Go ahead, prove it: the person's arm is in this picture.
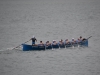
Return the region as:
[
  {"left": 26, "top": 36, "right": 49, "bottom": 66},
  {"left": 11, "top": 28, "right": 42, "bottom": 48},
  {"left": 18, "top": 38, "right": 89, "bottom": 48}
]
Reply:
[
  {"left": 36, "top": 39, "right": 37, "bottom": 42},
  {"left": 35, "top": 38, "right": 37, "bottom": 42}
]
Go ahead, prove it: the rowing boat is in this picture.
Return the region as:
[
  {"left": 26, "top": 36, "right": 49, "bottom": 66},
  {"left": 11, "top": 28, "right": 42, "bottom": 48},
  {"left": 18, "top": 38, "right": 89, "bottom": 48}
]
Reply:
[{"left": 22, "top": 40, "right": 88, "bottom": 51}]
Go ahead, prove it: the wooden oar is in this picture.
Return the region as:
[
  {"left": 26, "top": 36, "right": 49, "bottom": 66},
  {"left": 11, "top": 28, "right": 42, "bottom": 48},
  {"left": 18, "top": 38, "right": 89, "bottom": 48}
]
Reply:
[
  {"left": 87, "top": 36, "right": 92, "bottom": 40},
  {"left": 12, "top": 39, "right": 31, "bottom": 50}
]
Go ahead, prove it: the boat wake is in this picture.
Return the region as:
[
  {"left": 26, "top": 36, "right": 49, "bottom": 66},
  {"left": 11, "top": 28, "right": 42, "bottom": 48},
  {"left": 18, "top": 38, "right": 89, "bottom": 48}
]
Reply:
[
  {"left": 0, "top": 46, "right": 23, "bottom": 52},
  {"left": 7, "top": 46, "right": 23, "bottom": 50}
]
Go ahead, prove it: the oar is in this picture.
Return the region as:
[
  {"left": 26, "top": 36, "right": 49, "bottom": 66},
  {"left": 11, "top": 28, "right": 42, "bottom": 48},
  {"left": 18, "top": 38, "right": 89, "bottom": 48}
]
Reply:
[
  {"left": 87, "top": 36, "right": 92, "bottom": 40},
  {"left": 12, "top": 39, "right": 31, "bottom": 50}
]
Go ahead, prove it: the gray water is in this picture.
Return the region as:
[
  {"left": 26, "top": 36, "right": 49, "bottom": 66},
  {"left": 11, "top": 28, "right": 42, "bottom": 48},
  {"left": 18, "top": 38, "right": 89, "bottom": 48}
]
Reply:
[{"left": 0, "top": 0, "right": 100, "bottom": 75}]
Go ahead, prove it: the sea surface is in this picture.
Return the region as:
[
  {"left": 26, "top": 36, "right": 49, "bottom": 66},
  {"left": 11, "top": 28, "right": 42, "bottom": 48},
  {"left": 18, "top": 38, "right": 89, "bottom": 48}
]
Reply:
[{"left": 0, "top": 0, "right": 100, "bottom": 75}]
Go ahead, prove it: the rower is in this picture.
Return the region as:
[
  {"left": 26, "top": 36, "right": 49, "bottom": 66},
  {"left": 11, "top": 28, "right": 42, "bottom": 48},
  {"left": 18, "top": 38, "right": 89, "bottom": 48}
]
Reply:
[
  {"left": 79, "top": 36, "right": 87, "bottom": 41},
  {"left": 71, "top": 38, "right": 75, "bottom": 44},
  {"left": 79, "top": 36, "right": 83, "bottom": 42},
  {"left": 59, "top": 39, "right": 64, "bottom": 45},
  {"left": 76, "top": 38, "right": 81, "bottom": 43},
  {"left": 38, "top": 41, "right": 44, "bottom": 46},
  {"left": 45, "top": 41, "right": 51, "bottom": 46},
  {"left": 52, "top": 40, "right": 57, "bottom": 45},
  {"left": 64, "top": 39, "right": 70, "bottom": 44}
]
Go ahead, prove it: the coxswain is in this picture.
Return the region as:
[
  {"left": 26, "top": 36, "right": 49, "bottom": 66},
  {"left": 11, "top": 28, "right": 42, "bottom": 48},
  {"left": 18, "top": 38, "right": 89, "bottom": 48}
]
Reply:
[{"left": 31, "top": 35, "right": 37, "bottom": 45}]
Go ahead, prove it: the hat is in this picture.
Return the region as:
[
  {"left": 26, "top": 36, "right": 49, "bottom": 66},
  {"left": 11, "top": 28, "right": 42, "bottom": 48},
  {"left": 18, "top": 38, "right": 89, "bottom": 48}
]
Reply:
[
  {"left": 72, "top": 38, "right": 74, "bottom": 40},
  {"left": 53, "top": 40, "right": 56, "bottom": 41},
  {"left": 33, "top": 35, "right": 35, "bottom": 38}
]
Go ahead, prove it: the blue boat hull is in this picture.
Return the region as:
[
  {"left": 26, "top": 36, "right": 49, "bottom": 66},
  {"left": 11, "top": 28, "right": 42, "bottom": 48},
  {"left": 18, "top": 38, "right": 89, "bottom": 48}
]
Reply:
[{"left": 22, "top": 40, "right": 88, "bottom": 51}]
